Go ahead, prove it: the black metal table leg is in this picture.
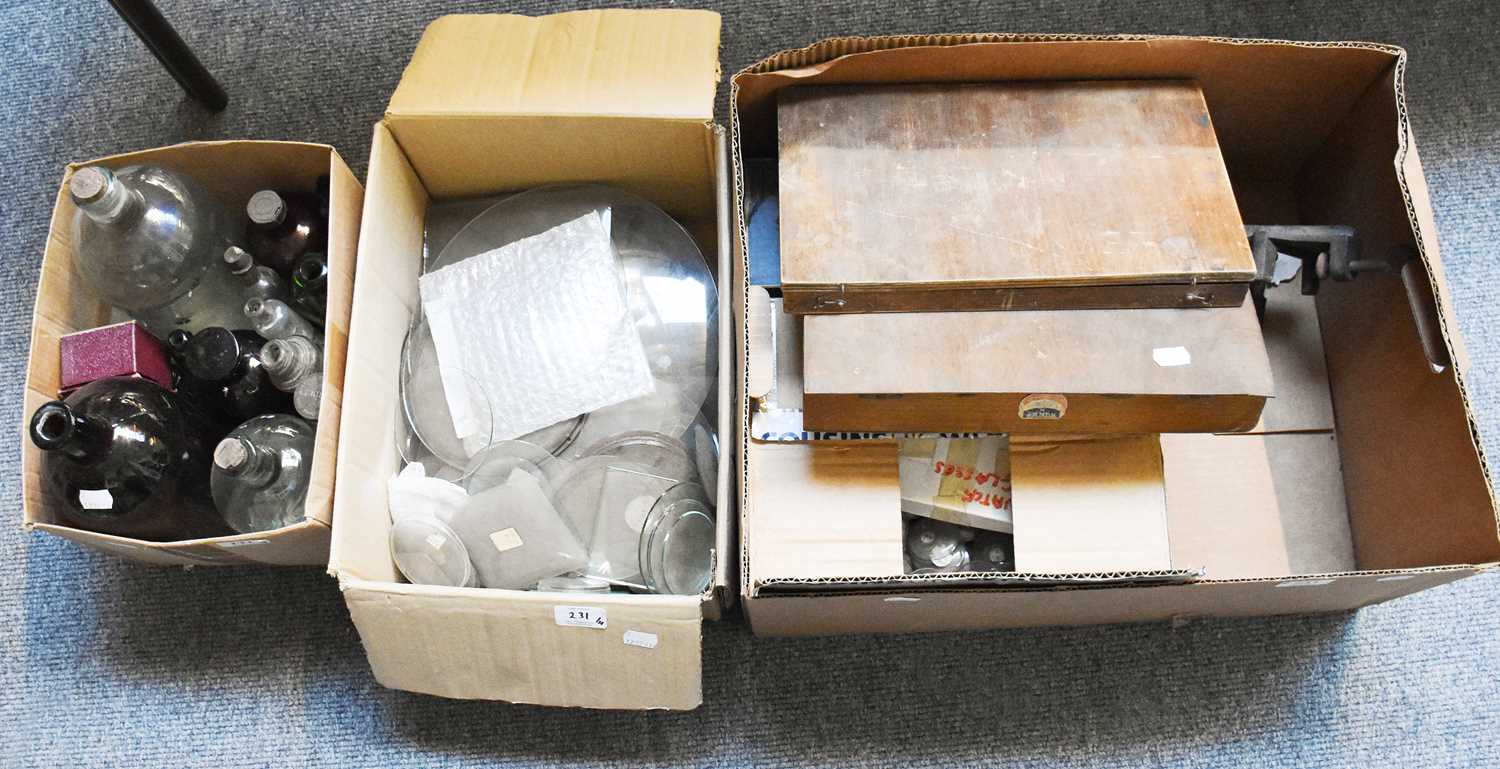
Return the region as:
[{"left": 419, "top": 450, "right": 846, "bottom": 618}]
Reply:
[{"left": 107, "top": 0, "right": 228, "bottom": 111}]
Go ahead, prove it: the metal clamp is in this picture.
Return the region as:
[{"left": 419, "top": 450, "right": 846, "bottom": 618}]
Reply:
[{"left": 1245, "top": 225, "right": 1451, "bottom": 373}]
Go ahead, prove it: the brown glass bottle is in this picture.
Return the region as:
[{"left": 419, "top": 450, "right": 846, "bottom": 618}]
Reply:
[
  {"left": 167, "top": 327, "right": 295, "bottom": 432},
  {"left": 29, "top": 377, "right": 229, "bottom": 541},
  {"left": 245, "top": 189, "right": 327, "bottom": 275}
]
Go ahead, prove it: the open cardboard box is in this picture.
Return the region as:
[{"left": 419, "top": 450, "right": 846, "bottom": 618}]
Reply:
[
  {"left": 732, "top": 36, "right": 1500, "bottom": 635},
  {"left": 329, "top": 10, "right": 734, "bottom": 710},
  {"left": 20, "top": 141, "right": 363, "bottom": 566}
]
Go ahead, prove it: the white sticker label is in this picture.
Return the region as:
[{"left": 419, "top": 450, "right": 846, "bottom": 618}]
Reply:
[
  {"left": 217, "top": 538, "right": 271, "bottom": 550},
  {"left": 622, "top": 630, "right": 659, "bottom": 649},
  {"left": 554, "top": 605, "right": 607, "bottom": 629},
  {"left": 1277, "top": 578, "right": 1336, "bottom": 588},
  {"left": 78, "top": 488, "right": 114, "bottom": 510},
  {"left": 1152, "top": 346, "right": 1192, "bottom": 367},
  {"left": 489, "top": 528, "right": 524, "bottom": 553}
]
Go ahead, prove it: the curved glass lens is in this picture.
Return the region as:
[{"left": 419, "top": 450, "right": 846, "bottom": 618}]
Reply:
[{"left": 389, "top": 516, "right": 475, "bottom": 587}]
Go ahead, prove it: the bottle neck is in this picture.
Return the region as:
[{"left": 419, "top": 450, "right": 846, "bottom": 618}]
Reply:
[
  {"left": 30, "top": 403, "right": 110, "bottom": 464},
  {"left": 76, "top": 175, "right": 143, "bottom": 226},
  {"left": 214, "top": 437, "right": 281, "bottom": 488}
]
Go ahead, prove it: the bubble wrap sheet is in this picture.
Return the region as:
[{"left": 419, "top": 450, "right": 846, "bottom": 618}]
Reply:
[{"left": 419, "top": 212, "right": 654, "bottom": 443}]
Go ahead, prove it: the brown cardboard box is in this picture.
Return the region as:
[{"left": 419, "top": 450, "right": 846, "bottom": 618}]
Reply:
[
  {"left": 20, "top": 141, "right": 363, "bottom": 566},
  {"left": 732, "top": 35, "right": 1500, "bottom": 636},
  {"left": 328, "top": 10, "right": 734, "bottom": 710}
]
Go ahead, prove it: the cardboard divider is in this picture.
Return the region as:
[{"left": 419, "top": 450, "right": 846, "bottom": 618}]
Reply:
[
  {"left": 330, "top": 9, "right": 732, "bottom": 709},
  {"left": 20, "top": 141, "right": 363, "bottom": 566},
  {"left": 731, "top": 34, "right": 1500, "bottom": 637}
]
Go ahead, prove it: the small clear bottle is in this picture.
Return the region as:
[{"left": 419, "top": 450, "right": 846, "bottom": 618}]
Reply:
[
  {"left": 260, "top": 336, "right": 322, "bottom": 392},
  {"left": 245, "top": 189, "right": 326, "bottom": 274},
  {"left": 68, "top": 165, "right": 247, "bottom": 335},
  {"left": 243, "top": 297, "right": 321, "bottom": 342},
  {"left": 210, "top": 414, "right": 316, "bottom": 533},
  {"left": 293, "top": 373, "right": 323, "bottom": 421},
  {"left": 223, "top": 246, "right": 286, "bottom": 302}
]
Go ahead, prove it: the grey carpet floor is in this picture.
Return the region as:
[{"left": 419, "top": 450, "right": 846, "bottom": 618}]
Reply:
[{"left": 3, "top": 1, "right": 1500, "bottom": 767}]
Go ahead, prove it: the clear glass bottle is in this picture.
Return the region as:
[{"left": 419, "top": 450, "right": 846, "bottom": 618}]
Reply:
[
  {"left": 167, "top": 327, "right": 294, "bottom": 429},
  {"left": 243, "top": 297, "right": 321, "bottom": 342},
  {"left": 210, "top": 414, "right": 316, "bottom": 533},
  {"left": 260, "top": 336, "right": 322, "bottom": 392},
  {"left": 293, "top": 374, "right": 323, "bottom": 421},
  {"left": 223, "top": 245, "right": 286, "bottom": 303},
  {"left": 290, "top": 253, "right": 328, "bottom": 327},
  {"left": 68, "top": 165, "right": 248, "bottom": 336},
  {"left": 29, "top": 377, "right": 228, "bottom": 541},
  {"left": 245, "top": 189, "right": 327, "bottom": 274}
]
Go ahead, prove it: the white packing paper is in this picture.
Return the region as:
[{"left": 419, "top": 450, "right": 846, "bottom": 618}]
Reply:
[{"left": 419, "top": 211, "right": 655, "bottom": 443}]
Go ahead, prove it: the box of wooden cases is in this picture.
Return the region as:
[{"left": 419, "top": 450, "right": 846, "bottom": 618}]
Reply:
[
  {"left": 329, "top": 9, "right": 734, "bottom": 710},
  {"left": 21, "top": 141, "right": 363, "bottom": 566},
  {"left": 732, "top": 35, "right": 1500, "bottom": 636}
]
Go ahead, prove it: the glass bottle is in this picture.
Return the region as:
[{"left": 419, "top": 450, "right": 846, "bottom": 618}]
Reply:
[
  {"left": 168, "top": 327, "right": 294, "bottom": 429},
  {"left": 68, "top": 165, "right": 248, "bottom": 336},
  {"left": 243, "top": 297, "right": 321, "bottom": 342},
  {"left": 223, "top": 245, "right": 286, "bottom": 303},
  {"left": 245, "top": 189, "right": 326, "bottom": 274},
  {"left": 260, "top": 336, "right": 322, "bottom": 392},
  {"left": 210, "top": 414, "right": 316, "bottom": 533},
  {"left": 28, "top": 377, "right": 228, "bottom": 541},
  {"left": 290, "top": 253, "right": 328, "bottom": 327},
  {"left": 293, "top": 374, "right": 323, "bottom": 421}
]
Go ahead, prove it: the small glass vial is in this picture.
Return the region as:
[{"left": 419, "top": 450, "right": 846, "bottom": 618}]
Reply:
[{"left": 243, "top": 297, "right": 321, "bottom": 342}]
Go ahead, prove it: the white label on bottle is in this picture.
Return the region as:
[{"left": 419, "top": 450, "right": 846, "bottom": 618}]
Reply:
[
  {"left": 622, "top": 630, "right": 658, "bottom": 649},
  {"left": 489, "top": 528, "right": 524, "bottom": 553},
  {"left": 78, "top": 488, "right": 113, "bottom": 510},
  {"left": 554, "top": 605, "right": 607, "bottom": 629},
  {"left": 1277, "top": 578, "right": 1335, "bottom": 588},
  {"left": 1152, "top": 346, "right": 1192, "bottom": 367}
]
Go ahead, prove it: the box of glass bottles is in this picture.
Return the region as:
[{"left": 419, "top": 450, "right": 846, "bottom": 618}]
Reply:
[
  {"left": 732, "top": 34, "right": 1500, "bottom": 636},
  {"left": 21, "top": 141, "right": 363, "bottom": 566},
  {"left": 329, "top": 9, "right": 733, "bottom": 710}
]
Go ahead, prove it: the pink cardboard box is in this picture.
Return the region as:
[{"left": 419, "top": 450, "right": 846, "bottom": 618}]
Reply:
[{"left": 59, "top": 320, "right": 173, "bottom": 395}]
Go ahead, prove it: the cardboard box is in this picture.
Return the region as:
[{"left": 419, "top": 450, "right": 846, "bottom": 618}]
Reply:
[
  {"left": 732, "top": 35, "right": 1500, "bottom": 636},
  {"left": 21, "top": 141, "right": 363, "bottom": 566},
  {"left": 329, "top": 10, "right": 734, "bottom": 710},
  {"left": 776, "top": 81, "right": 1254, "bottom": 313}
]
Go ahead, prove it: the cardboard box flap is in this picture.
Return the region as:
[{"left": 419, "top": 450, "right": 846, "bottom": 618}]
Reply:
[{"left": 389, "top": 10, "right": 721, "bottom": 121}]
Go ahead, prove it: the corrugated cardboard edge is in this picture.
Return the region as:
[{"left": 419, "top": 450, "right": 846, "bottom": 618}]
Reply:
[
  {"left": 730, "top": 34, "right": 1500, "bottom": 611},
  {"left": 20, "top": 140, "right": 361, "bottom": 567}
]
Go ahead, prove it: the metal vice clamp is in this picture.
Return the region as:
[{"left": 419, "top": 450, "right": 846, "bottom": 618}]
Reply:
[{"left": 1245, "top": 225, "right": 1451, "bottom": 373}]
